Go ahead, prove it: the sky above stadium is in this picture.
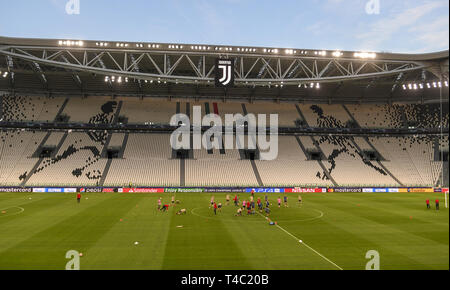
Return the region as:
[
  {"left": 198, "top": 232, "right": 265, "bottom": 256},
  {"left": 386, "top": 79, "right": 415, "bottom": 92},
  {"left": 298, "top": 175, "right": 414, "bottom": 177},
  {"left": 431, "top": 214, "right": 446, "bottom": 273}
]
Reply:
[{"left": 0, "top": 0, "right": 448, "bottom": 53}]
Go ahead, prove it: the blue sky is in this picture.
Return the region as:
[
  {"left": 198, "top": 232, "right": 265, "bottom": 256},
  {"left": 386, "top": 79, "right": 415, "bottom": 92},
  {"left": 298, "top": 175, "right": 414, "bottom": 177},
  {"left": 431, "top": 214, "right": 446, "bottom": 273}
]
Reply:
[{"left": 0, "top": 0, "right": 448, "bottom": 53}]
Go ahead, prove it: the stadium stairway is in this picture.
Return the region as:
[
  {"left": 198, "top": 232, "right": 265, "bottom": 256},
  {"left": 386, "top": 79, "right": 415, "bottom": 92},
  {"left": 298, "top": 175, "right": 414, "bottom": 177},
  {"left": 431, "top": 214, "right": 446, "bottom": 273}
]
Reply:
[
  {"left": 180, "top": 157, "right": 186, "bottom": 186},
  {"left": 19, "top": 132, "right": 52, "bottom": 186},
  {"left": 53, "top": 133, "right": 68, "bottom": 158},
  {"left": 20, "top": 131, "right": 69, "bottom": 186},
  {"left": 342, "top": 104, "right": 405, "bottom": 186},
  {"left": 213, "top": 102, "right": 226, "bottom": 155},
  {"left": 54, "top": 97, "right": 70, "bottom": 122},
  {"left": 295, "top": 104, "right": 338, "bottom": 186},
  {"left": 241, "top": 104, "right": 264, "bottom": 186},
  {"left": 99, "top": 133, "right": 128, "bottom": 186},
  {"left": 98, "top": 101, "right": 124, "bottom": 186},
  {"left": 437, "top": 162, "right": 449, "bottom": 187},
  {"left": 112, "top": 101, "right": 123, "bottom": 124}
]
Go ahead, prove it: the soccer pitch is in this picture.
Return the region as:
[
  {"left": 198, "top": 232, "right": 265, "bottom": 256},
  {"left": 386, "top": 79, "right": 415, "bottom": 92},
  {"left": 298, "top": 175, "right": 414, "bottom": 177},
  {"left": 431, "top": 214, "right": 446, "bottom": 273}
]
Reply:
[{"left": 0, "top": 192, "right": 448, "bottom": 270}]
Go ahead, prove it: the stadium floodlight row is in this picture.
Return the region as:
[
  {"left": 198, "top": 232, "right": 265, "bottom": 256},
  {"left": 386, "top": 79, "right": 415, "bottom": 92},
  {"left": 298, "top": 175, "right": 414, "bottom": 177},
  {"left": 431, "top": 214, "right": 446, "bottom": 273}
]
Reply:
[{"left": 0, "top": 36, "right": 448, "bottom": 103}]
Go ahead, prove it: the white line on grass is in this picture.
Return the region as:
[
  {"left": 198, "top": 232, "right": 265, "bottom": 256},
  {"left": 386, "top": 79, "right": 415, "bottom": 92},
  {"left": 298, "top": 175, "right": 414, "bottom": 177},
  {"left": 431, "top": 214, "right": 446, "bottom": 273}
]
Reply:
[
  {"left": 0, "top": 206, "right": 25, "bottom": 217},
  {"left": 256, "top": 212, "right": 343, "bottom": 270}
]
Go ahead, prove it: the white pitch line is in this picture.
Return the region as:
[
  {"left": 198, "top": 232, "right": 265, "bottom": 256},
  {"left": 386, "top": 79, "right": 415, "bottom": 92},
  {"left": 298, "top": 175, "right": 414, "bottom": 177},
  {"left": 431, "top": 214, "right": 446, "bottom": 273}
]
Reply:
[
  {"left": 0, "top": 206, "right": 25, "bottom": 217},
  {"left": 257, "top": 212, "right": 343, "bottom": 270}
]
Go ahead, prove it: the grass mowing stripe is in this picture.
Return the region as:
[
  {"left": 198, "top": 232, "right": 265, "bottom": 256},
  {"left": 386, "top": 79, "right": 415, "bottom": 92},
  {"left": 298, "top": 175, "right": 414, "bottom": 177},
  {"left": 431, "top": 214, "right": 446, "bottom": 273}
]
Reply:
[
  {"left": 83, "top": 195, "right": 171, "bottom": 270},
  {"left": 0, "top": 194, "right": 136, "bottom": 269},
  {"left": 264, "top": 194, "right": 438, "bottom": 269},
  {"left": 328, "top": 193, "right": 449, "bottom": 245},
  {"left": 161, "top": 194, "right": 254, "bottom": 270},
  {"left": 0, "top": 194, "right": 50, "bottom": 214},
  {"left": 0, "top": 194, "right": 104, "bottom": 250},
  {"left": 255, "top": 211, "right": 343, "bottom": 270},
  {"left": 0, "top": 192, "right": 447, "bottom": 270},
  {"left": 304, "top": 194, "right": 448, "bottom": 269}
]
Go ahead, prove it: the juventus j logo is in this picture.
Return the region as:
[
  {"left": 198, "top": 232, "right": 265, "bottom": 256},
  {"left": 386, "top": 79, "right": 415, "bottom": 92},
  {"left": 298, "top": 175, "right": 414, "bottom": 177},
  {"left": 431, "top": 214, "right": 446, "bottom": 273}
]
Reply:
[{"left": 215, "top": 59, "right": 234, "bottom": 87}]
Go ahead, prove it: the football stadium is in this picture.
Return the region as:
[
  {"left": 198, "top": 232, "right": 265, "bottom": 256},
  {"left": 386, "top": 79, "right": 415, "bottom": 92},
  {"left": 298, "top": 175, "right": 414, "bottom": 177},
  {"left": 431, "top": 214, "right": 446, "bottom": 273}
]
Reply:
[{"left": 0, "top": 1, "right": 449, "bottom": 273}]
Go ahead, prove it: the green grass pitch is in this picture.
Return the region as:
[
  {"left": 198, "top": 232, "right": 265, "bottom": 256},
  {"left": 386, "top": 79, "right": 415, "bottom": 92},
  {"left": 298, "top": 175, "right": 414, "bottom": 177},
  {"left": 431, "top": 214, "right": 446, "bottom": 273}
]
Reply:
[{"left": 0, "top": 192, "right": 448, "bottom": 270}]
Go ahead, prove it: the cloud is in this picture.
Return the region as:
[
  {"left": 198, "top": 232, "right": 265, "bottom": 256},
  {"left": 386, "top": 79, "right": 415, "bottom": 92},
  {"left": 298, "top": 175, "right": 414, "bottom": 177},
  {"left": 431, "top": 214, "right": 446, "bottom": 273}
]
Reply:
[
  {"left": 408, "top": 15, "right": 449, "bottom": 52},
  {"left": 356, "top": 0, "right": 447, "bottom": 51}
]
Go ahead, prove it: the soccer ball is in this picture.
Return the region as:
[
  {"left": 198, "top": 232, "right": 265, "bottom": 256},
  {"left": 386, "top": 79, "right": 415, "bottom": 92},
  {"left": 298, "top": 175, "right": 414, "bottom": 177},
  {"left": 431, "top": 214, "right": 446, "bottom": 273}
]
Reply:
[
  {"left": 79, "top": 253, "right": 83, "bottom": 257},
  {"left": 134, "top": 241, "right": 139, "bottom": 245},
  {"left": 299, "top": 240, "right": 303, "bottom": 243}
]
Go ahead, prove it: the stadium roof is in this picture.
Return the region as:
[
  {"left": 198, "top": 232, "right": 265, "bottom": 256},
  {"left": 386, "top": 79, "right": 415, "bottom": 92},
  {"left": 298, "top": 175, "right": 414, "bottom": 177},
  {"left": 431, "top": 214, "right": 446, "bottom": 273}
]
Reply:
[{"left": 0, "top": 36, "right": 448, "bottom": 104}]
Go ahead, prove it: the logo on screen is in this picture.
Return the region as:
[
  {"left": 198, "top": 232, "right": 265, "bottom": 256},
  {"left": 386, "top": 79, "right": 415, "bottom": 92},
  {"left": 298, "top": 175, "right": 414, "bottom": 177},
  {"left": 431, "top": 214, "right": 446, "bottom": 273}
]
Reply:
[{"left": 215, "top": 59, "right": 234, "bottom": 87}]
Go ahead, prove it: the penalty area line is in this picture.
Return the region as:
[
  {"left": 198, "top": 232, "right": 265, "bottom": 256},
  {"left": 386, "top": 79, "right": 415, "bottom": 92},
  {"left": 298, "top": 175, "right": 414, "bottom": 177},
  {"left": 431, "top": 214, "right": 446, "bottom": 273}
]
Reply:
[{"left": 256, "top": 212, "right": 343, "bottom": 270}]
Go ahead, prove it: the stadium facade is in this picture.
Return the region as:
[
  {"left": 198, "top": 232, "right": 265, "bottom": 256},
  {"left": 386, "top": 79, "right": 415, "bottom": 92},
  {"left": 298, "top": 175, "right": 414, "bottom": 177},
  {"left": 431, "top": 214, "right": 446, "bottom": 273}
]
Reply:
[{"left": 0, "top": 36, "right": 448, "bottom": 189}]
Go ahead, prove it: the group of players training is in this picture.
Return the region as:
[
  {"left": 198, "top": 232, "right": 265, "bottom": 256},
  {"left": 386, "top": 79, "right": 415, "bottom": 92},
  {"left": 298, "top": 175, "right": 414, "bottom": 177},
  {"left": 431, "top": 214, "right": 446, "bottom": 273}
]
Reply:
[
  {"left": 209, "top": 190, "right": 303, "bottom": 216},
  {"left": 157, "top": 195, "right": 187, "bottom": 215},
  {"left": 156, "top": 189, "right": 303, "bottom": 217}
]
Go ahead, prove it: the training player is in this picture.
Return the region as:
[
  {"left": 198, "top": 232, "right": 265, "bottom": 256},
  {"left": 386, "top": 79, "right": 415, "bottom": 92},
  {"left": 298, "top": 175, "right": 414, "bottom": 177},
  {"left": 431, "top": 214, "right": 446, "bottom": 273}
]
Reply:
[
  {"left": 176, "top": 208, "right": 187, "bottom": 215},
  {"left": 77, "top": 192, "right": 81, "bottom": 204},
  {"left": 210, "top": 196, "right": 215, "bottom": 208},
  {"left": 284, "top": 195, "right": 288, "bottom": 207},
  {"left": 213, "top": 202, "right": 218, "bottom": 215},
  {"left": 242, "top": 200, "right": 247, "bottom": 210},
  {"left": 157, "top": 197, "right": 162, "bottom": 210},
  {"left": 233, "top": 195, "right": 238, "bottom": 206},
  {"left": 246, "top": 200, "right": 252, "bottom": 215},
  {"left": 277, "top": 197, "right": 281, "bottom": 208},
  {"left": 172, "top": 195, "right": 176, "bottom": 207},
  {"left": 218, "top": 202, "right": 222, "bottom": 212},
  {"left": 235, "top": 208, "right": 243, "bottom": 216},
  {"left": 298, "top": 195, "right": 302, "bottom": 206},
  {"left": 161, "top": 204, "right": 169, "bottom": 212},
  {"left": 265, "top": 199, "right": 270, "bottom": 209},
  {"left": 265, "top": 206, "right": 271, "bottom": 217},
  {"left": 249, "top": 195, "right": 254, "bottom": 212},
  {"left": 436, "top": 199, "right": 440, "bottom": 210},
  {"left": 426, "top": 199, "right": 430, "bottom": 209},
  {"left": 226, "top": 194, "right": 230, "bottom": 206},
  {"left": 257, "top": 197, "right": 263, "bottom": 212}
]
